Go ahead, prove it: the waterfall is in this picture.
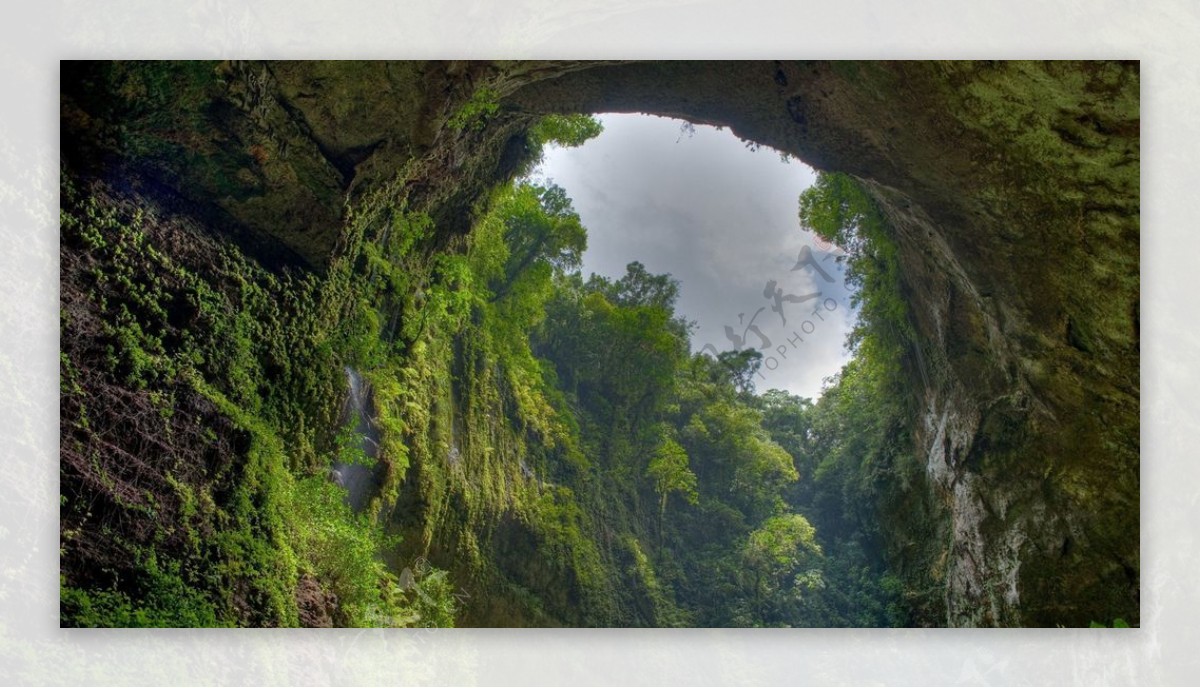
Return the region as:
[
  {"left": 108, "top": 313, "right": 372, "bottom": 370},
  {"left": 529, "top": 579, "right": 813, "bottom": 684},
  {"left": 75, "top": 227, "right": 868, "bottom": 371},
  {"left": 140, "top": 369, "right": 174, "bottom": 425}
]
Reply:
[{"left": 332, "top": 366, "right": 381, "bottom": 512}]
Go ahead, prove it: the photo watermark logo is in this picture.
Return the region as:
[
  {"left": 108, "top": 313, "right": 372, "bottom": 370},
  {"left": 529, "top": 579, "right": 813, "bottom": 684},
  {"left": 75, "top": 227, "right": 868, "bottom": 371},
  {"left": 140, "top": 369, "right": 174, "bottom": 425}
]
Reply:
[
  {"left": 371, "top": 555, "right": 472, "bottom": 631},
  {"left": 701, "top": 236, "right": 848, "bottom": 387}
]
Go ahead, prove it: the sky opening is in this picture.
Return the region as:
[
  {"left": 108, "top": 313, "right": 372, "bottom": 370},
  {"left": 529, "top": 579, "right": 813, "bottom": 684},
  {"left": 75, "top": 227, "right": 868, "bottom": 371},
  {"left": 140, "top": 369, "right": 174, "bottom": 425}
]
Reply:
[{"left": 532, "top": 113, "right": 858, "bottom": 401}]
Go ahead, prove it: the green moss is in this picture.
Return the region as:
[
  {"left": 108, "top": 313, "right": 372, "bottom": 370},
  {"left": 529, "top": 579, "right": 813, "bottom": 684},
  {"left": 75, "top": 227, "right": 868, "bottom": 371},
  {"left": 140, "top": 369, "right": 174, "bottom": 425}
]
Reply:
[
  {"left": 61, "top": 551, "right": 226, "bottom": 628},
  {"left": 60, "top": 173, "right": 460, "bottom": 627},
  {"left": 448, "top": 86, "right": 501, "bottom": 132}
]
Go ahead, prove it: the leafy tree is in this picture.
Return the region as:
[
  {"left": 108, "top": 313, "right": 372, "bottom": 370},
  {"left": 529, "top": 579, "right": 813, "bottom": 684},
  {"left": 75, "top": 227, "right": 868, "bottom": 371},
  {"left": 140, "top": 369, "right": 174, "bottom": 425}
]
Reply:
[
  {"left": 537, "top": 264, "right": 689, "bottom": 413},
  {"left": 513, "top": 114, "right": 604, "bottom": 177},
  {"left": 798, "top": 171, "right": 912, "bottom": 353},
  {"left": 646, "top": 435, "right": 699, "bottom": 531},
  {"left": 743, "top": 513, "right": 822, "bottom": 572},
  {"left": 740, "top": 513, "right": 823, "bottom": 625},
  {"left": 675, "top": 394, "right": 798, "bottom": 523},
  {"left": 529, "top": 114, "right": 604, "bottom": 149},
  {"left": 481, "top": 182, "right": 587, "bottom": 305},
  {"left": 717, "top": 349, "right": 763, "bottom": 396},
  {"left": 756, "top": 389, "right": 814, "bottom": 457},
  {"left": 798, "top": 171, "right": 876, "bottom": 252},
  {"left": 594, "top": 260, "right": 680, "bottom": 312}
]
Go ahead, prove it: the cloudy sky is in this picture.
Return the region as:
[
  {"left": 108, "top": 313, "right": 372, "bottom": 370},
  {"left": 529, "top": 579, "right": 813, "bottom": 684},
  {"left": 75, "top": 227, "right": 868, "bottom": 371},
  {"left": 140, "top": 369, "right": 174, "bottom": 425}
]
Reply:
[{"left": 532, "top": 113, "right": 858, "bottom": 400}]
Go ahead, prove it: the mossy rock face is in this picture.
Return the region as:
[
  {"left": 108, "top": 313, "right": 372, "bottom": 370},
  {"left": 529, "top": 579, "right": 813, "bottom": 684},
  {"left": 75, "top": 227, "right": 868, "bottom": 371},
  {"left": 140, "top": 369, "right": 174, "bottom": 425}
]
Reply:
[
  {"left": 62, "top": 61, "right": 482, "bottom": 268},
  {"left": 62, "top": 61, "right": 342, "bottom": 267},
  {"left": 61, "top": 60, "right": 1138, "bottom": 626}
]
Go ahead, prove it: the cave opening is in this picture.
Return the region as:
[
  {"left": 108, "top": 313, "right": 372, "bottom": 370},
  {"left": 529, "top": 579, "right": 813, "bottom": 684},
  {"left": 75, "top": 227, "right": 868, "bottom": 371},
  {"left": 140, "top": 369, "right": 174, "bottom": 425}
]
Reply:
[
  {"left": 56, "top": 60, "right": 1141, "bottom": 629},
  {"left": 530, "top": 112, "right": 860, "bottom": 401}
]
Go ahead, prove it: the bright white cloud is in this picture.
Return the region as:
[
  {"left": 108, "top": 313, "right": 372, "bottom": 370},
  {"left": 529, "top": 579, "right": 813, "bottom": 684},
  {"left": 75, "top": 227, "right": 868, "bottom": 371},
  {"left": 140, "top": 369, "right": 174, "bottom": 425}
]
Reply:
[{"left": 534, "top": 113, "right": 857, "bottom": 400}]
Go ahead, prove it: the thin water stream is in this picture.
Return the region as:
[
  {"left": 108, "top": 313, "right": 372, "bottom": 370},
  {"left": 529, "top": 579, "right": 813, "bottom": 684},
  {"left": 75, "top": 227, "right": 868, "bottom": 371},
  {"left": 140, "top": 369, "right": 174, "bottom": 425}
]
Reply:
[{"left": 333, "top": 366, "right": 381, "bottom": 512}]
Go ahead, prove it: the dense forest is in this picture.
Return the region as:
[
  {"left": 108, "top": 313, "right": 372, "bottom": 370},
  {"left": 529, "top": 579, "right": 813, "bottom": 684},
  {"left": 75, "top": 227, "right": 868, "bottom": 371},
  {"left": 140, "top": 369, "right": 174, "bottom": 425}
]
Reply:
[{"left": 59, "top": 61, "right": 1139, "bottom": 628}]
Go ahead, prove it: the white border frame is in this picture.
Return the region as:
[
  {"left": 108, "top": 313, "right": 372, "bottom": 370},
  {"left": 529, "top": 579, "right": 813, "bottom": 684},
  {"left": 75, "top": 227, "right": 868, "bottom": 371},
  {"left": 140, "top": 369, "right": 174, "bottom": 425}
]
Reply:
[{"left": 3, "top": 1, "right": 1195, "bottom": 683}]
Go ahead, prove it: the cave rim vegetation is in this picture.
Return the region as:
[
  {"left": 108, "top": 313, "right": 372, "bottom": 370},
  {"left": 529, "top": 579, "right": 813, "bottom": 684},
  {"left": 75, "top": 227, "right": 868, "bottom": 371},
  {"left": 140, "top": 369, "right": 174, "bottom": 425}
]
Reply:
[{"left": 57, "top": 60, "right": 1138, "bottom": 630}]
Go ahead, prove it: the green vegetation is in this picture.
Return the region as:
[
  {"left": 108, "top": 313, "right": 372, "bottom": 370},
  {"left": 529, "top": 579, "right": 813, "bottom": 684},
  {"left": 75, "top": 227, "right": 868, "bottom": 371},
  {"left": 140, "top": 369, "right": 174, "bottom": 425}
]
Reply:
[
  {"left": 59, "top": 174, "right": 459, "bottom": 627},
  {"left": 646, "top": 436, "right": 699, "bottom": 527},
  {"left": 58, "top": 59, "right": 1141, "bottom": 631},
  {"left": 528, "top": 113, "right": 605, "bottom": 149},
  {"left": 1089, "top": 618, "right": 1131, "bottom": 628},
  {"left": 448, "top": 86, "right": 501, "bottom": 132},
  {"left": 799, "top": 171, "right": 913, "bottom": 355},
  {"left": 60, "top": 92, "right": 923, "bottom": 627}
]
